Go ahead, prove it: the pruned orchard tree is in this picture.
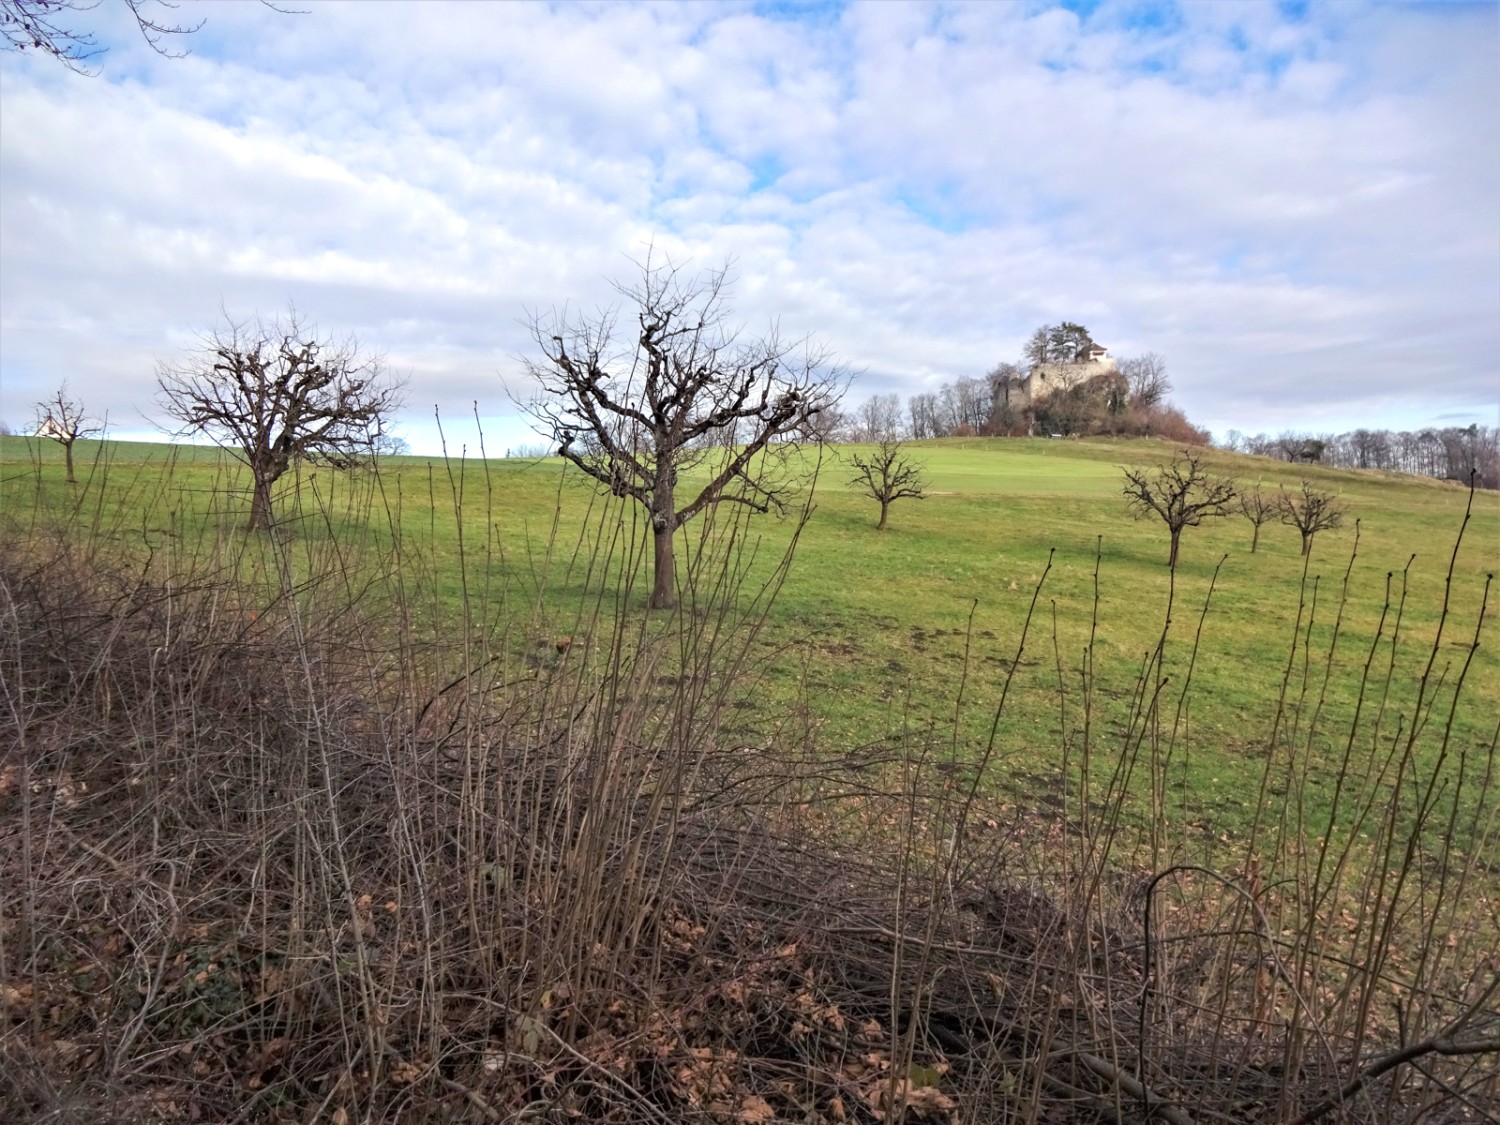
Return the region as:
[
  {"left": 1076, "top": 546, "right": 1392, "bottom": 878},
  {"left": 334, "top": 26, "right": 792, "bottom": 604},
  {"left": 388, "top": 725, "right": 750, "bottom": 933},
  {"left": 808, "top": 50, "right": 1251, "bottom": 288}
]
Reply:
[
  {"left": 1279, "top": 479, "right": 1347, "bottom": 557},
  {"left": 157, "top": 308, "right": 403, "bottom": 531},
  {"left": 1237, "top": 481, "right": 1278, "bottom": 553},
  {"left": 524, "top": 258, "right": 847, "bottom": 609},
  {"left": 34, "top": 382, "right": 102, "bottom": 483},
  {"left": 1122, "top": 449, "right": 1237, "bottom": 568},
  {"left": 849, "top": 439, "right": 926, "bottom": 531}
]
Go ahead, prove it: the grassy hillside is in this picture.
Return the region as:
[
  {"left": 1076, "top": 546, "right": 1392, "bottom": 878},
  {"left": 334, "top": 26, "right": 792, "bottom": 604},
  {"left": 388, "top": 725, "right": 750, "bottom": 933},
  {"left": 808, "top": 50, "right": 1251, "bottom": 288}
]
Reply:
[
  {"left": 4, "top": 432, "right": 1494, "bottom": 856},
  {"left": 4, "top": 432, "right": 1495, "bottom": 1121}
]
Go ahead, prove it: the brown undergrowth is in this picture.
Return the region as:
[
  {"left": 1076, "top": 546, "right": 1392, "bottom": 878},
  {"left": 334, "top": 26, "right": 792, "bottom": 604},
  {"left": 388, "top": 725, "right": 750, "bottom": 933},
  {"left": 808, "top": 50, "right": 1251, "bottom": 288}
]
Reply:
[{"left": 1, "top": 457, "right": 1495, "bottom": 1123}]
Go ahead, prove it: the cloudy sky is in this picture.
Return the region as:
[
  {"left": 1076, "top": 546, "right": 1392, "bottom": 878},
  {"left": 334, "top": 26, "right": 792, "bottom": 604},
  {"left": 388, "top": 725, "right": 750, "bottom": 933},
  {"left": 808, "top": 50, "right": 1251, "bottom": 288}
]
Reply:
[{"left": 2, "top": 0, "right": 1496, "bottom": 454}]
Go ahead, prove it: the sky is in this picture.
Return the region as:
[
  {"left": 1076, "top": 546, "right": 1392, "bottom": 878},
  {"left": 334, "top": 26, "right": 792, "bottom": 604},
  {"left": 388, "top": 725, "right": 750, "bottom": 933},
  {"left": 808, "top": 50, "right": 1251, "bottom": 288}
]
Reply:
[{"left": 1, "top": 0, "right": 1496, "bottom": 455}]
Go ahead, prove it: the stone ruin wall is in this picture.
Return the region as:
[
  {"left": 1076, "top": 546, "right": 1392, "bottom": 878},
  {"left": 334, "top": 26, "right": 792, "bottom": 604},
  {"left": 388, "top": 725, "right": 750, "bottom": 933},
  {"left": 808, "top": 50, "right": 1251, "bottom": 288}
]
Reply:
[{"left": 998, "top": 355, "right": 1120, "bottom": 410}]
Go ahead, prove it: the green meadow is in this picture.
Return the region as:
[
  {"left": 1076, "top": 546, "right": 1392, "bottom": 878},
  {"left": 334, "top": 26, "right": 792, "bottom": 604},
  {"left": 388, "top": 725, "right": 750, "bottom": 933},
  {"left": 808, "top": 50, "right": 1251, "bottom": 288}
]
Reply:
[{"left": 4, "top": 432, "right": 1495, "bottom": 860}]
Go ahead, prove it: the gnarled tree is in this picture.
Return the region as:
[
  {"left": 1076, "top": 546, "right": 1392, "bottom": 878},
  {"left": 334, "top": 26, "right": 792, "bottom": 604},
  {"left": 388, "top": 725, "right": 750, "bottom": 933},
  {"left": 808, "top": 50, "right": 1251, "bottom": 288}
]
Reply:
[
  {"left": 1279, "top": 480, "right": 1347, "bottom": 557},
  {"left": 1122, "top": 449, "right": 1237, "bottom": 568},
  {"left": 849, "top": 439, "right": 926, "bottom": 530},
  {"left": 157, "top": 308, "right": 402, "bottom": 531},
  {"left": 35, "top": 382, "right": 102, "bottom": 483},
  {"left": 524, "top": 258, "right": 846, "bottom": 609}
]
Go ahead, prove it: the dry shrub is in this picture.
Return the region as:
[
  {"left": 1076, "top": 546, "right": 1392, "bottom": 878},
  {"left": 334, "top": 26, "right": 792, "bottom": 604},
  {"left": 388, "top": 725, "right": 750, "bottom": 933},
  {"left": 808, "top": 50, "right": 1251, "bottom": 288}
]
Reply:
[{"left": 1136, "top": 405, "right": 1211, "bottom": 446}]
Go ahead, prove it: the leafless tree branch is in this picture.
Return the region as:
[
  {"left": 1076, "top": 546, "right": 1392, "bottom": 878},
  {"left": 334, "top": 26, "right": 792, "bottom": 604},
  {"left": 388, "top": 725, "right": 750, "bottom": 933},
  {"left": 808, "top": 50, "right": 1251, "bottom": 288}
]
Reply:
[{"left": 1, "top": 0, "right": 292, "bottom": 73}]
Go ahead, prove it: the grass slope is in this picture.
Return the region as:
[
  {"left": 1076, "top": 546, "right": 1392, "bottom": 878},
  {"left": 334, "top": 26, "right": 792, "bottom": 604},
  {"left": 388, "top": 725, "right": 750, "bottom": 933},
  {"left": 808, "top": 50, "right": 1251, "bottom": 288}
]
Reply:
[{"left": 4, "top": 432, "right": 1495, "bottom": 859}]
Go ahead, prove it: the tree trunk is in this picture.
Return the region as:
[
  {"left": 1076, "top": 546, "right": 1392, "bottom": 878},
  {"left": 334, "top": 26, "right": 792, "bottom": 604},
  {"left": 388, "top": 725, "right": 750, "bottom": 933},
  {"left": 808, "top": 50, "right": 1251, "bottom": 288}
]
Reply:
[
  {"left": 1301, "top": 531, "right": 1313, "bottom": 557},
  {"left": 648, "top": 472, "right": 679, "bottom": 609},
  {"left": 877, "top": 499, "right": 889, "bottom": 531},
  {"left": 63, "top": 441, "right": 76, "bottom": 484},
  {"left": 248, "top": 474, "right": 275, "bottom": 531},
  {"left": 1250, "top": 523, "right": 1260, "bottom": 553},
  {"left": 1168, "top": 528, "right": 1181, "bottom": 568},
  {"left": 650, "top": 522, "right": 676, "bottom": 608}
]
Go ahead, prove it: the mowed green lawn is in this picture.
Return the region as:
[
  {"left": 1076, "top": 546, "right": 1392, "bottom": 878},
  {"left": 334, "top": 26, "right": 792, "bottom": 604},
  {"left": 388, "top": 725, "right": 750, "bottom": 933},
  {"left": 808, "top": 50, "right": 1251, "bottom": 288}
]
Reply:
[{"left": 5, "top": 433, "right": 1495, "bottom": 857}]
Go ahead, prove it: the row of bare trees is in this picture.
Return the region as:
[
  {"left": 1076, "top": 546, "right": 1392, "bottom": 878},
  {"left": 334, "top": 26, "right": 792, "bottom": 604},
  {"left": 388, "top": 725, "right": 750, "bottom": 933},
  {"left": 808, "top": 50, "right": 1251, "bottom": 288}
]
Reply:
[
  {"left": 1219, "top": 425, "right": 1498, "bottom": 487},
  {"left": 1124, "top": 449, "right": 1348, "bottom": 567}
]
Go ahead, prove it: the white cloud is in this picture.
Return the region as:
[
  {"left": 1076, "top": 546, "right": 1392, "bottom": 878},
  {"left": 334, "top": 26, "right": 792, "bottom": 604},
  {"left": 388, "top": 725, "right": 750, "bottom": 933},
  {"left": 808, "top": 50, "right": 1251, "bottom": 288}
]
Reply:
[{"left": 1, "top": 0, "right": 1495, "bottom": 450}]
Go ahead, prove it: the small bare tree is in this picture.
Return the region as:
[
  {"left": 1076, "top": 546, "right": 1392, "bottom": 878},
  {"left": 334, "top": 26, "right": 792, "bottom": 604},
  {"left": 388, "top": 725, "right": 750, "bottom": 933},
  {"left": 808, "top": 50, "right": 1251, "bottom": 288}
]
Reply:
[
  {"left": 523, "top": 257, "right": 847, "bottom": 609},
  {"left": 1237, "top": 481, "right": 1278, "bottom": 553},
  {"left": 157, "top": 308, "right": 403, "bottom": 531},
  {"left": 1120, "top": 352, "right": 1172, "bottom": 410},
  {"left": 849, "top": 439, "right": 926, "bottom": 530},
  {"left": 34, "top": 382, "right": 102, "bottom": 483},
  {"left": 1279, "top": 480, "right": 1347, "bottom": 557},
  {"left": 1122, "top": 449, "right": 1237, "bottom": 568}
]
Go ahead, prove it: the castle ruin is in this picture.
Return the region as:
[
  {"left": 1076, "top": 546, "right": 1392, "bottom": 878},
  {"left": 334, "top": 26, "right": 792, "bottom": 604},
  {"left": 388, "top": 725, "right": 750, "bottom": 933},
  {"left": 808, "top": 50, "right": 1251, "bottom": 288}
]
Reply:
[{"left": 994, "top": 342, "right": 1119, "bottom": 413}]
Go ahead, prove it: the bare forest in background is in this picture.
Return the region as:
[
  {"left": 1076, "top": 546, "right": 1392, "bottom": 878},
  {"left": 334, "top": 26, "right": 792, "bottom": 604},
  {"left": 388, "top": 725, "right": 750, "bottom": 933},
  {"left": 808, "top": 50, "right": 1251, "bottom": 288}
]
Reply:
[{"left": 1219, "top": 425, "right": 1499, "bottom": 489}]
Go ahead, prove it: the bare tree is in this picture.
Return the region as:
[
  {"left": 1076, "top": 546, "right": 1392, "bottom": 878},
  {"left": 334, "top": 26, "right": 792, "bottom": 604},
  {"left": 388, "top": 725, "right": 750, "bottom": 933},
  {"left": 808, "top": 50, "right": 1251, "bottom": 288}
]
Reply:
[
  {"left": 849, "top": 439, "right": 926, "bottom": 530},
  {"left": 523, "top": 258, "right": 847, "bottom": 609},
  {"left": 1274, "top": 431, "right": 1326, "bottom": 464},
  {"left": 950, "top": 375, "right": 990, "bottom": 434},
  {"left": 856, "top": 393, "right": 903, "bottom": 442},
  {"left": 795, "top": 401, "right": 850, "bottom": 444},
  {"left": 1120, "top": 352, "right": 1172, "bottom": 411},
  {"left": 1278, "top": 480, "right": 1347, "bottom": 557},
  {"left": 34, "top": 382, "right": 102, "bottom": 484},
  {"left": 1121, "top": 449, "right": 1237, "bottom": 568},
  {"left": 1237, "top": 481, "right": 1278, "bottom": 553},
  {"left": 985, "top": 361, "right": 1023, "bottom": 395},
  {"left": 1023, "top": 326, "right": 1052, "bottom": 368},
  {"left": 907, "top": 392, "right": 940, "bottom": 440},
  {"left": 157, "top": 308, "right": 402, "bottom": 531}
]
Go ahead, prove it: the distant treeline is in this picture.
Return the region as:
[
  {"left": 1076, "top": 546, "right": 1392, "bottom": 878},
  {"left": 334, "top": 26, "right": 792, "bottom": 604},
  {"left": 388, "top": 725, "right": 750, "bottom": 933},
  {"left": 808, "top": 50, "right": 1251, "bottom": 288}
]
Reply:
[{"left": 1217, "top": 425, "right": 1498, "bottom": 488}]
